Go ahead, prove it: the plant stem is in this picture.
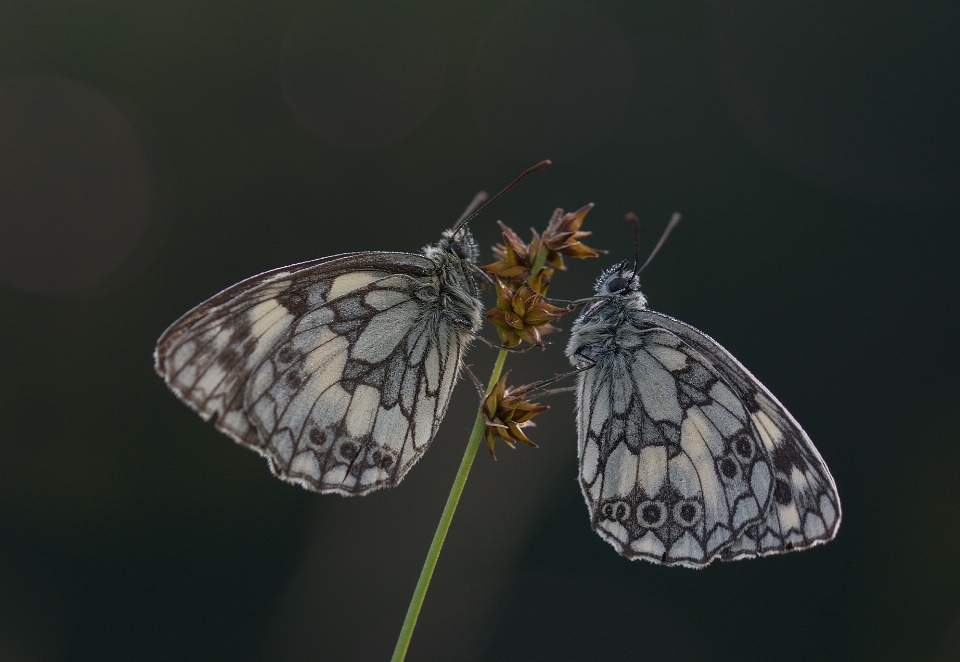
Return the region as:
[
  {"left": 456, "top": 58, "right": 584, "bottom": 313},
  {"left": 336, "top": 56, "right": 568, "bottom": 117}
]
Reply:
[
  {"left": 391, "top": 248, "right": 551, "bottom": 660},
  {"left": 390, "top": 348, "right": 508, "bottom": 662}
]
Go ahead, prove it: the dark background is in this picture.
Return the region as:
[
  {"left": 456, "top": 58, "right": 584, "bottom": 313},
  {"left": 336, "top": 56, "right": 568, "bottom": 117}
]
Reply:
[{"left": 1, "top": 1, "right": 958, "bottom": 660}]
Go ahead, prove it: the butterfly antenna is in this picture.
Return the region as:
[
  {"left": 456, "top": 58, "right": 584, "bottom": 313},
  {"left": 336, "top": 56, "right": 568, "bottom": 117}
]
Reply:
[
  {"left": 636, "top": 212, "right": 681, "bottom": 275},
  {"left": 450, "top": 159, "right": 552, "bottom": 234},
  {"left": 625, "top": 212, "right": 641, "bottom": 280},
  {"left": 455, "top": 191, "right": 489, "bottom": 227}
]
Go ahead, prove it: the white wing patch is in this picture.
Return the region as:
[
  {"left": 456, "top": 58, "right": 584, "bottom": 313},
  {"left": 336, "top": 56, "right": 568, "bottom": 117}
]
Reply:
[{"left": 155, "top": 250, "right": 479, "bottom": 496}]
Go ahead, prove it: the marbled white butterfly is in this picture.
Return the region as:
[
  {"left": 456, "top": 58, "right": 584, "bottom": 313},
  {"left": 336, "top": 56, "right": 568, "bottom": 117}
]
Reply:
[
  {"left": 152, "top": 181, "right": 520, "bottom": 496},
  {"left": 565, "top": 217, "right": 840, "bottom": 566}
]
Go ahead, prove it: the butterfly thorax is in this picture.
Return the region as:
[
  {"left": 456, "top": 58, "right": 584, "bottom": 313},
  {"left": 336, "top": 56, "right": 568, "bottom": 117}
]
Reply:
[
  {"left": 566, "top": 262, "right": 649, "bottom": 364},
  {"left": 422, "top": 227, "right": 482, "bottom": 333}
]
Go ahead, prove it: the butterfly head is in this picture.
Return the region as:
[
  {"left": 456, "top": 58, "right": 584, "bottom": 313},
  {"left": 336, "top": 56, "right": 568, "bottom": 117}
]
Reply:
[
  {"left": 434, "top": 226, "right": 479, "bottom": 266},
  {"left": 593, "top": 261, "right": 648, "bottom": 310}
]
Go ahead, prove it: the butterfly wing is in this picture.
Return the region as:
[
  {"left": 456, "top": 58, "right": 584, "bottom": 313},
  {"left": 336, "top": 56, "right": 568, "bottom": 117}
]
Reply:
[
  {"left": 637, "top": 311, "right": 841, "bottom": 561},
  {"left": 572, "top": 321, "right": 777, "bottom": 567},
  {"left": 155, "top": 251, "right": 473, "bottom": 495}
]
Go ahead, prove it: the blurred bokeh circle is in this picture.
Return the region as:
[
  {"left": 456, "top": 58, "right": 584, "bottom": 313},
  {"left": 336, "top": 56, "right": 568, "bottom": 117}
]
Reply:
[
  {"left": 280, "top": 0, "right": 447, "bottom": 150},
  {"left": 469, "top": 0, "right": 632, "bottom": 164},
  {"left": 0, "top": 75, "right": 151, "bottom": 294},
  {"left": 708, "top": 1, "right": 960, "bottom": 208}
]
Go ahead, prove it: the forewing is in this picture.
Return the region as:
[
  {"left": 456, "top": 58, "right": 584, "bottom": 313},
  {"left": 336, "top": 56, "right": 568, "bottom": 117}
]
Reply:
[
  {"left": 637, "top": 311, "right": 841, "bottom": 561},
  {"left": 575, "top": 324, "right": 774, "bottom": 567},
  {"left": 243, "top": 275, "right": 468, "bottom": 495}
]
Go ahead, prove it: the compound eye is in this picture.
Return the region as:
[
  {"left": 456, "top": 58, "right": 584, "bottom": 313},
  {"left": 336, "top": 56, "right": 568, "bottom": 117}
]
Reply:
[
  {"left": 450, "top": 240, "right": 466, "bottom": 259},
  {"left": 607, "top": 276, "right": 627, "bottom": 292}
]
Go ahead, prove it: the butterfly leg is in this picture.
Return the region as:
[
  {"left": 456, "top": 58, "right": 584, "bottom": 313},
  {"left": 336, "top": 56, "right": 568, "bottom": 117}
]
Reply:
[
  {"left": 472, "top": 334, "right": 545, "bottom": 353},
  {"left": 528, "top": 291, "right": 612, "bottom": 311},
  {"left": 536, "top": 385, "right": 578, "bottom": 396},
  {"left": 462, "top": 364, "right": 487, "bottom": 400},
  {"left": 518, "top": 358, "right": 596, "bottom": 396},
  {"left": 468, "top": 263, "right": 496, "bottom": 288}
]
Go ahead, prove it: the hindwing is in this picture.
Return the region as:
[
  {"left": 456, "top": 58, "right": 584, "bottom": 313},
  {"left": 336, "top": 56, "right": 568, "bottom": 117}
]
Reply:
[
  {"left": 569, "top": 298, "right": 840, "bottom": 567},
  {"left": 155, "top": 251, "right": 473, "bottom": 495},
  {"left": 638, "top": 311, "right": 841, "bottom": 562},
  {"left": 574, "top": 323, "right": 775, "bottom": 567}
]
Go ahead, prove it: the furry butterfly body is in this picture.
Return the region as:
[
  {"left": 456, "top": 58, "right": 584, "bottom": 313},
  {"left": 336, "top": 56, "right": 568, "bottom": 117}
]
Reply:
[
  {"left": 155, "top": 227, "right": 482, "bottom": 496},
  {"left": 566, "top": 263, "right": 840, "bottom": 567}
]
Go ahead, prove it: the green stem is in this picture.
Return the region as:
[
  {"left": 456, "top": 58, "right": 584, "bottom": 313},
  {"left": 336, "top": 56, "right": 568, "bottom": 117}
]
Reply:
[
  {"left": 391, "top": 348, "right": 508, "bottom": 662},
  {"left": 391, "top": 245, "right": 550, "bottom": 660}
]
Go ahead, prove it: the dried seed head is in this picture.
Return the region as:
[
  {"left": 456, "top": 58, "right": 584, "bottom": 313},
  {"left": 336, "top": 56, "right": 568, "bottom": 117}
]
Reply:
[
  {"left": 482, "top": 373, "right": 550, "bottom": 458},
  {"left": 539, "top": 204, "right": 607, "bottom": 268},
  {"left": 483, "top": 204, "right": 604, "bottom": 288},
  {"left": 487, "top": 277, "right": 567, "bottom": 347}
]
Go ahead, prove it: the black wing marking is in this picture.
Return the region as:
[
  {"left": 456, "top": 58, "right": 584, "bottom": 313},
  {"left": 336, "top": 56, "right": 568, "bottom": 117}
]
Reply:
[
  {"left": 636, "top": 311, "right": 841, "bottom": 561},
  {"left": 574, "top": 323, "right": 775, "bottom": 567},
  {"left": 243, "top": 273, "right": 468, "bottom": 494},
  {"left": 153, "top": 252, "right": 443, "bottom": 484}
]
